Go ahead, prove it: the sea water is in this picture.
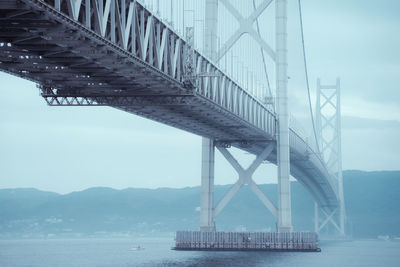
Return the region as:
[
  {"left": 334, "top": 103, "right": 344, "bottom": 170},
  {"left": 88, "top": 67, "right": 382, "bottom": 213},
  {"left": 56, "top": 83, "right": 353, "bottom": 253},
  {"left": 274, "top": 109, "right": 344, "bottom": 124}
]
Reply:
[{"left": 0, "top": 237, "right": 399, "bottom": 267}]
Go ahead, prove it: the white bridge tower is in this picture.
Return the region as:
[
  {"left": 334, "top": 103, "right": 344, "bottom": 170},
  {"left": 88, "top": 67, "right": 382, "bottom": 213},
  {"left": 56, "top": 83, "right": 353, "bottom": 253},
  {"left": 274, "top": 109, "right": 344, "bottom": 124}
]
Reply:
[{"left": 200, "top": 0, "right": 292, "bottom": 233}]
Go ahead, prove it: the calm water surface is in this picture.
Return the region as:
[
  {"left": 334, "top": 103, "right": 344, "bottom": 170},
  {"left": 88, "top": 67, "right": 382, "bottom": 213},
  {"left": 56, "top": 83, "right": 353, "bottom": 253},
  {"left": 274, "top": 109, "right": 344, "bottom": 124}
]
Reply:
[{"left": 0, "top": 238, "right": 399, "bottom": 267}]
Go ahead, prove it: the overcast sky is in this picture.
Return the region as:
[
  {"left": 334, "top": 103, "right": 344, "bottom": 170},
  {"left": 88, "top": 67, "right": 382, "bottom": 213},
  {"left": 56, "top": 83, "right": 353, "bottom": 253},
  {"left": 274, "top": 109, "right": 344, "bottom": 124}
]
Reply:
[{"left": 0, "top": 0, "right": 399, "bottom": 194}]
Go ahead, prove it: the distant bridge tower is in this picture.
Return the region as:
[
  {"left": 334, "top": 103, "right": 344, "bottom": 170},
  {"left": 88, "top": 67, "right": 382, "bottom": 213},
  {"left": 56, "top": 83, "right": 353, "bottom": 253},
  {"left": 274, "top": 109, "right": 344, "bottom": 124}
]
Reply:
[
  {"left": 200, "top": 0, "right": 292, "bottom": 233},
  {"left": 315, "top": 78, "right": 345, "bottom": 236}
]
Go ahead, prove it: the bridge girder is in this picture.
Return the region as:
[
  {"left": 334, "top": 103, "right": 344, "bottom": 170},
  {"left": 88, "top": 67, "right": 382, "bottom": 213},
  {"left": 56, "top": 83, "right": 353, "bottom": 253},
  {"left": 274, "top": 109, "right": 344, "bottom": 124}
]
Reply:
[{"left": 0, "top": 0, "right": 340, "bottom": 215}]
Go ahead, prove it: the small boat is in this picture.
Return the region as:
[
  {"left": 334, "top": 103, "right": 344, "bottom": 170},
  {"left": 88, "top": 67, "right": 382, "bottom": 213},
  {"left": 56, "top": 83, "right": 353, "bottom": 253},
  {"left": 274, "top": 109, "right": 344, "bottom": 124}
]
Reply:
[
  {"left": 130, "top": 245, "right": 145, "bottom": 251},
  {"left": 377, "top": 235, "right": 389, "bottom": 241}
]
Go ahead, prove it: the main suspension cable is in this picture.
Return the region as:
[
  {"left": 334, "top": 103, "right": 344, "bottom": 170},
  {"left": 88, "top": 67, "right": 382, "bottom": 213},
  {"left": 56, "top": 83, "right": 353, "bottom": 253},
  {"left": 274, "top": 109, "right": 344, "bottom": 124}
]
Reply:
[{"left": 298, "top": 0, "right": 321, "bottom": 154}]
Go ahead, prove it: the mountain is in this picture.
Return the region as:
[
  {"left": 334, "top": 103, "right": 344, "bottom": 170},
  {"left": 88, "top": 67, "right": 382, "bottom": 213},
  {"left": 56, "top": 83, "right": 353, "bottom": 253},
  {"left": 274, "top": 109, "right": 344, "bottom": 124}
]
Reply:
[{"left": 0, "top": 170, "right": 399, "bottom": 238}]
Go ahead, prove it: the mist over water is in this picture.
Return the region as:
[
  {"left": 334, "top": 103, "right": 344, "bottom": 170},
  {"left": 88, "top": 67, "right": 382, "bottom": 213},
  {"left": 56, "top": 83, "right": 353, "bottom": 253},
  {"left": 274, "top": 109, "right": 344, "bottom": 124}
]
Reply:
[{"left": 0, "top": 238, "right": 399, "bottom": 267}]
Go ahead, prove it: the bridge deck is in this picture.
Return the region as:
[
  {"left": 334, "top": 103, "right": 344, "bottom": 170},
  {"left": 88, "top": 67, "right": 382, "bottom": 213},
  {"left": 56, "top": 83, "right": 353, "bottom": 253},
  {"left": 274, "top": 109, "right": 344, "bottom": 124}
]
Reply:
[{"left": 0, "top": 0, "right": 339, "bottom": 210}]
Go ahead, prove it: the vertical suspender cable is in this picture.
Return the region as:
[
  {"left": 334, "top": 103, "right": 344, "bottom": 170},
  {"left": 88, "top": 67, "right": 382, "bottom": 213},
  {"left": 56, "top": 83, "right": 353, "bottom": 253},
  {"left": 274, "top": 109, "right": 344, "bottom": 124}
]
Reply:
[{"left": 170, "top": 0, "right": 173, "bottom": 26}]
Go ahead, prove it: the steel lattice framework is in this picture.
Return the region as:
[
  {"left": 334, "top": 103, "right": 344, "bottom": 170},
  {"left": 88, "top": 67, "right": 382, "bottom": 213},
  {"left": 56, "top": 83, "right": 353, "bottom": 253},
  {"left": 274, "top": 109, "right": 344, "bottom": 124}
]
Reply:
[{"left": 0, "top": 0, "right": 339, "bottom": 212}]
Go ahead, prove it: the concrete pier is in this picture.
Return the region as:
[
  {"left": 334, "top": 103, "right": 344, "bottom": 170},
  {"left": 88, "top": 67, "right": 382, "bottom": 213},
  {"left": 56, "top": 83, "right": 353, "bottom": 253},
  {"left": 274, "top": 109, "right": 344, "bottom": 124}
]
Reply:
[{"left": 174, "top": 231, "right": 320, "bottom": 252}]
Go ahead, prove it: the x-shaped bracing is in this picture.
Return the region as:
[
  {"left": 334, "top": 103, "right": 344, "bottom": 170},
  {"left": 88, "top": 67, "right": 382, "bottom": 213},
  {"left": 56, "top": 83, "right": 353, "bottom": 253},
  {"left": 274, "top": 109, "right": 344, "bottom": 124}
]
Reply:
[
  {"left": 217, "top": 0, "right": 276, "bottom": 63},
  {"left": 318, "top": 207, "right": 341, "bottom": 233},
  {"left": 214, "top": 143, "right": 278, "bottom": 218}
]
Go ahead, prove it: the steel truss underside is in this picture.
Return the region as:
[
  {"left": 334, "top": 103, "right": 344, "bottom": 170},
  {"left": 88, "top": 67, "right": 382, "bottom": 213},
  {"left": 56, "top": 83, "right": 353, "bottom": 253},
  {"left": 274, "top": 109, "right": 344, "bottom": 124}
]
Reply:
[{"left": 0, "top": 0, "right": 338, "bottom": 211}]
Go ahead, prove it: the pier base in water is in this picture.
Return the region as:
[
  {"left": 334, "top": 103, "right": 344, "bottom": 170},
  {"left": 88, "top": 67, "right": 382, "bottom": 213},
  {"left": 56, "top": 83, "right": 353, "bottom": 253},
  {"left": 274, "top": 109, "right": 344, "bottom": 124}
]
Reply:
[{"left": 174, "top": 231, "right": 320, "bottom": 252}]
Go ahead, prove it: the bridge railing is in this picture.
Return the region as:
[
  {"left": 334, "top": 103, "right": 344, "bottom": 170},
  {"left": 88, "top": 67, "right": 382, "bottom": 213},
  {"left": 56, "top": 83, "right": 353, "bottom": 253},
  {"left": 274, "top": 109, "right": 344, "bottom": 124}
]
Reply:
[
  {"left": 289, "top": 115, "right": 319, "bottom": 153},
  {"left": 288, "top": 114, "right": 338, "bottom": 196}
]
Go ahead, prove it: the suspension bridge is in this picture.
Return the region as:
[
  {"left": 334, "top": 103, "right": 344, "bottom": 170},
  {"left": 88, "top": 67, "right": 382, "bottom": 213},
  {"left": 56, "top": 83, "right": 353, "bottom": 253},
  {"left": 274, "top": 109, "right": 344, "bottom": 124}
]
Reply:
[{"left": 0, "top": 0, "right": 345, "bottom": 242}]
